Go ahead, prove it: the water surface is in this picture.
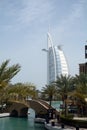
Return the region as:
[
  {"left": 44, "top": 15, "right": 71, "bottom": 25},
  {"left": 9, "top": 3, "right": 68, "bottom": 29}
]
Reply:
[
  {"left": 0, "top": 109, "right": 45, "bottom": 130},
  {"left": 0, "top": 101, "right": 61, "bottom": 130}
]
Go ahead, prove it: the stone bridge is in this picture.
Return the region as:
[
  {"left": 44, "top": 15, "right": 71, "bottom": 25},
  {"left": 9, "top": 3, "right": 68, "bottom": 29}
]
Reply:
[
  {"left": 8, "top": 99, "right": 58, "bottom": 118},
  {"left": 27, "top": 99, "right": 50, "bottom": 118},
  {"left": 8, "top": 101, "right": 29, "bottom": 117}
]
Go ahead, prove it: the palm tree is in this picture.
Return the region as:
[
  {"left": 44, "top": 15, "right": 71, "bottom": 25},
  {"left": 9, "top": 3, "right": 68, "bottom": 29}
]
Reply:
[
  {"left": 41, "top": 84, "right": 57, "bottom": 108},
  {"left": 7, "top": 83, "right": 37, "bottom": 101},
  {"left": 75, "top": 74, "right": 87, "bottom": 95},
  {"left": 72, "top": 74, "right": 87, "bottom": 116},
  {"left": 0, "top": 60, "right": 20, "bottom": 112},
  {"left": 0, "top": 60, "right": 21, "bottom": 90},
  {"left": 55, "top": 75, "right": 73, "bottom": 116}
]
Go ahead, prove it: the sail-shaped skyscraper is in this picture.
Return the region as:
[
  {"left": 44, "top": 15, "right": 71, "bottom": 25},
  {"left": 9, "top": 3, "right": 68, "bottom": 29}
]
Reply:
[{"left": 43, "top": 32, "right": 69, "bottom": 85}]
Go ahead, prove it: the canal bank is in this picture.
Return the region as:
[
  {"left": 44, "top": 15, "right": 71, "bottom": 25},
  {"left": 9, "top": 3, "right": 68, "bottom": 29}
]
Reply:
[
  {"left": 0, "top": 113, "right": 10, "bottom": 118},
  {"left": 0, "top": 101, "right": 87, "bottom": 130},
  {"left": 44, "top": 121, "right": 87, "bottom": 130},
  {"left": 0, "top": 109, "right": 46, "bottom": 130}
]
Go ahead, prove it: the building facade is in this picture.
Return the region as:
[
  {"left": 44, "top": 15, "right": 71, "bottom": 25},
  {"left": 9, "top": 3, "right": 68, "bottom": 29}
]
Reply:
[
  {"left": 79, "top": 63, "right": 87, "bottom": 75},
  {"left": 47, "top": 33, "right": 69, "bottom": 84}
]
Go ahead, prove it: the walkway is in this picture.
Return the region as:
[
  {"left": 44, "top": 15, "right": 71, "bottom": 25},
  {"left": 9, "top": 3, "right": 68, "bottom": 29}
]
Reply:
[
  {"left": 45, "top": 116, "right": 87, "bottom": 130},
  {"left": 45, "top": 122, "right": 87, "bottom": 130},
  {"left": 0, "top": 112, "right": 87, "bottom": 130},
  {"left": 0, "top": 113, "right": 10, "bottom": 117}
]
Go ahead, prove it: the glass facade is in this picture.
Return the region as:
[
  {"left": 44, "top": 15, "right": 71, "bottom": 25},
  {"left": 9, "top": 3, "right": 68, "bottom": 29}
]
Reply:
[{"left": 47, "top": 33, "right": 69, "bottom": 84}]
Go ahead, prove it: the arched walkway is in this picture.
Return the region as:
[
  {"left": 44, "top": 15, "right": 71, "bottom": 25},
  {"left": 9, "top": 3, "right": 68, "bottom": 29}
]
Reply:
[
  {"left": 8, "top": 99, "right": 58, "bottom": 118},
  {"left": 8, "top": 101, "right": 29, "bottom": 117}
]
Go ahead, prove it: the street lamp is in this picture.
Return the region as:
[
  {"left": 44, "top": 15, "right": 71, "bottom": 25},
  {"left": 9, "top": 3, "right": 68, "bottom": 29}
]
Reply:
[
  {"left": 85, "top": 98, "right": 87, "bottom": 116},
  {"left": 85, "top": 44, "right": 87, "bottom": 59},
  {"left": 85, "top": 42, "right": 87, "bottom": 74},
  {"left": 85, "top": 98, "right": 87, "bottom": 102}
]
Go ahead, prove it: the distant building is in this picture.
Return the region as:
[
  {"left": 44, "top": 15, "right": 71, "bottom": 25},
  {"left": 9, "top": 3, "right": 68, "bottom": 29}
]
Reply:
[
  {"left": 79, "top": 63, "right": 87, "bottom": 75},
  {"left": 85, "top": 45, "right": 87, "bottom": 58},
  {"left": 43, "top": 33, "right": 69, "bottom": 84},
  {"left": 79, "top": 45, "right": 87, "bottom": 75}
]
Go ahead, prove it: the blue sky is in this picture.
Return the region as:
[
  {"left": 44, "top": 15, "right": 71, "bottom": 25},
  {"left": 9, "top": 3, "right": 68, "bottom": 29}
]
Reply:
[{"left": 0, "top": 0, "right": 87, "bottom": 90}]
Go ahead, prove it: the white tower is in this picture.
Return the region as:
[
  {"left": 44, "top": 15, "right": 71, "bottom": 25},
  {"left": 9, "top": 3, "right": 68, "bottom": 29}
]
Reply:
[{"left": 43, "top": 32, "right": 69, "bottom": 85}]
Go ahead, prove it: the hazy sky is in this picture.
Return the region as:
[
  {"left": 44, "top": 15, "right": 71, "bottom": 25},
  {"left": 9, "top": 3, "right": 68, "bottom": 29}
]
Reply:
[{"left": 0, "top": 0, "right": 87, "bottom": 90}]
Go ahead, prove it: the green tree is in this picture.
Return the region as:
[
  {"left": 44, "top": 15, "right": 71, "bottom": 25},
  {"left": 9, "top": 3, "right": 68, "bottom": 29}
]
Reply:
[
  {"left": 72, "top": 74, "right": 87, "bottom": 116},
  {"left": 75, "top": 74, "right": 87, "bottom": 95},
  {"left": 0, "top": 60, "right": 20, "bottom": 90},
  {"left": 55, "top": 75, "right": 73, "bottom": 116},
  {"left": 7, "top": 83, "right": 37, "bottom": 101},
  {"left": 0, "top": 60, "right": 20, "bottom": 112},
  {"left": 41, "top": 84, "right": 57, "bottom": 108}
]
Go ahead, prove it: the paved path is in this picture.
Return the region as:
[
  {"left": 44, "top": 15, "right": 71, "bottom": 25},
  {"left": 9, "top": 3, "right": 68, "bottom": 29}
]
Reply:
[
  {"left": 62, "top": 125, "right": 87, "bottom": 130},
  {"left": 47, "top": 120, "right": 87, "bottom": 130},
  {"left": 45, "top": 122, "right": 87, "bottom": 130},
  {"left": 0, "top": 113, "right": 10, "bottom": 117}
]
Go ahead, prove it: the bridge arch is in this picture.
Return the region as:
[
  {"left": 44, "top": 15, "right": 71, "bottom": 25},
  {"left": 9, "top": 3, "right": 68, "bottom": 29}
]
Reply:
[
  {"left": 8, "top": 101, "right": 29, "bottom": 117},
  {"left": 27, "top": 100, "right": 50, "bottom": 118},
  {"left": 8, "top": 100, "right": 58, "bottom": 118},
  {"left": 10, "top": 109, "right": 18, "bottom": 117},
  {"left": 20, "top": 107, "right": 28, "bottom": 117}
]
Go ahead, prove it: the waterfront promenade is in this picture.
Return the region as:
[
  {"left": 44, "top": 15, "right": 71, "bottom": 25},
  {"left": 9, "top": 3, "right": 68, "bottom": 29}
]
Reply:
[
  {"left": 0, "top": 113, "right": 87, "bottom": 130},
  {"left": 0, "top": 113, "right": 10, "bottom": 117},
  {"left": 45, "top": 122, "right": 87, "bottom": 130},
  {"left": 44, "top": 116, "right": 87, "bottom": 130}
]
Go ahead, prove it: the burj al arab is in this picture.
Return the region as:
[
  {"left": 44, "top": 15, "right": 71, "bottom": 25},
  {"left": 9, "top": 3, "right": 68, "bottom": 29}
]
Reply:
[{"left": 42, "top": 32, "right": 69, "bottom": 85}]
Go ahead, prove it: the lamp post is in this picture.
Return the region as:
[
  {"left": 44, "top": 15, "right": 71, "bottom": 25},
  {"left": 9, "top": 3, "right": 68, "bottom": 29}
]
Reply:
[
  {"left": 85, "top": 42, "right": 87, "bottom": 74},
  {"left": 85, "top": 44, "right": 87, "bottom": 59},
  {"left": 85, "top": 98, "right": 87, "bottom": 116}
]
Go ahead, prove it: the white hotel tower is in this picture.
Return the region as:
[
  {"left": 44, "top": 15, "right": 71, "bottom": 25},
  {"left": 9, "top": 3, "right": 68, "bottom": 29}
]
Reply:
[{"left": 43, "top": 33, "right": 69, "bottom": 85}]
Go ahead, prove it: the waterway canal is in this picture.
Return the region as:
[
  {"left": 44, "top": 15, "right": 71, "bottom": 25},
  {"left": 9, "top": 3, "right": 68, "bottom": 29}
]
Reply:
[
  {"left": 0, "top": 101, "right": 62, "bottom": 130},
  {"left": 0, "top": 109, "right": 45, "bottom": 130}
]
